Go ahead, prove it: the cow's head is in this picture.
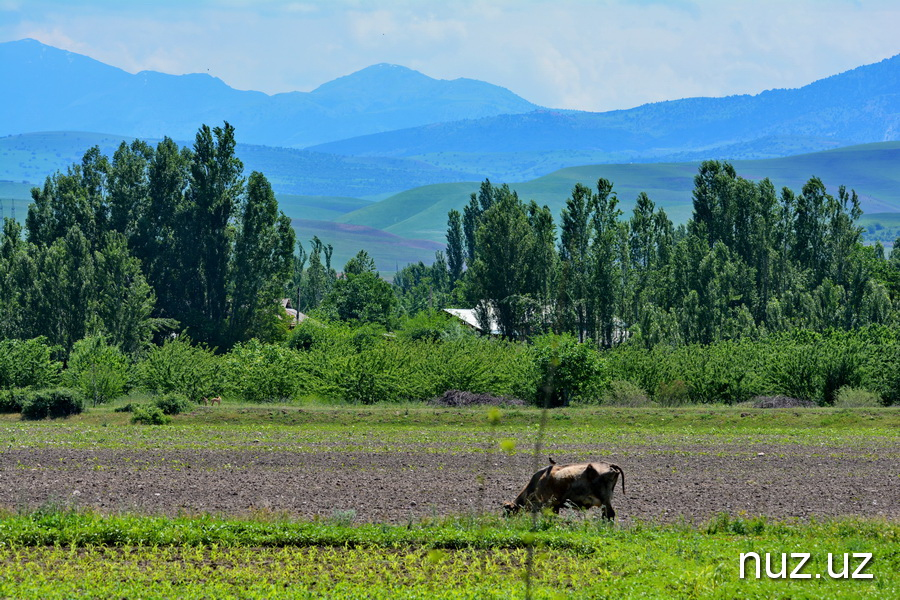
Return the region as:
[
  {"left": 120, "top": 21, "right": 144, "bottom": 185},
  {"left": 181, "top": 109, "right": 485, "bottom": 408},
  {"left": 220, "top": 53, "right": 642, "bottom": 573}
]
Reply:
[{"left": 502, "top": 501, "right": 520, "bottom": 516}]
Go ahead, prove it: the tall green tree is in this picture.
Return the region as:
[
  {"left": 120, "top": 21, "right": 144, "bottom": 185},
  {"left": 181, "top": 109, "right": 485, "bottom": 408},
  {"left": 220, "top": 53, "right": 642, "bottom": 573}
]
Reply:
[
  {"left": 446, "top": 209, "right": 464, "bottom": 283},
  {"left": 228, "top": 171, "right": 296, "bottom": 343},
  {"left": 181, "top": 122, "right": 244, "bottom": 345}
]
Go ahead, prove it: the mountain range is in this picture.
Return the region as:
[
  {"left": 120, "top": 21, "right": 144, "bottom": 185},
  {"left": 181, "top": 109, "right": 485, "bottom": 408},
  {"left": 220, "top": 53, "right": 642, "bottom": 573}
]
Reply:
[
  {"left": 2, "top": 38, "right": 900, "bottom": 272},
  {"left": 0, "top": 39, "right": 537, "bottom": 148}
]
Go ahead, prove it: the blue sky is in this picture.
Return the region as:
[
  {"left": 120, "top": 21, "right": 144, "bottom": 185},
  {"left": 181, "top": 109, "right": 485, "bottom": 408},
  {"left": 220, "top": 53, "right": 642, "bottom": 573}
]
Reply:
[{"left": 2, "top": 0, "right": 899, "bottom": 111}]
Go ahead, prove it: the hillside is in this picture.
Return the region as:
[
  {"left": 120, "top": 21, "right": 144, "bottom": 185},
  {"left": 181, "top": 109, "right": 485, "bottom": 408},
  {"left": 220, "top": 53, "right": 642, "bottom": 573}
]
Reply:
[
  {"left": 312, "top": 54, "right": 900, "bottom": 172},
  {"left": 0, "top": 132, "right": 485, "bottom": 197},
  {"left": 0, "top": 39, "right": 538, "bottom": 148},
  {"left": 336, "top": 142, "right": 900, "bottom": 244}
]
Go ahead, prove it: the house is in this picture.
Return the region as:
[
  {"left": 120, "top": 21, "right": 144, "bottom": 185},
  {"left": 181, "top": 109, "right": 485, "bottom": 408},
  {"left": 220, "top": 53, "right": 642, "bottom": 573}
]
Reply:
[
  {"left": 280, "top": 298, "right": 309, "bottom": 328},
  {"left": 442, "top": 307, "right": 501, "bottom": 336}
]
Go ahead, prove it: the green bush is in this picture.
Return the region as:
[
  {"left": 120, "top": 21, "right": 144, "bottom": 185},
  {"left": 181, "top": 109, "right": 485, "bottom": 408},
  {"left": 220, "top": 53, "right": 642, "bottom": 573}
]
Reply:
[
  {"left": 396, "top": 310, "right": 467, "bottom": 342},
  {"left": 285, "top": 320, "right": 332, "bottom": 351},
  {"left": 64, "top": 335, "right": 130, "bottom": 406},
  {"left": 153, "top": 393, "right": 192, "bottom": 415},
  {"left": 529, "top": 333, "right": 604, "bottom": 407},
  {"left": 130, "top": 405, "right": 171, "bottom": 425},
  {"left": 136, "top": 337, "right": 222, "bottom": 401},
  {"left": 833, "top": 386, "right": 883, "bottom": 408},
  {"left": 292, "top": 325, "right": 530, "bottom": 404},
  {"left": 21, "top": 388, "right": 84, "bottom": 420},
  {"left": 656, "top": 379, "right": 691, "bottom": 406},
  {"left": 223, "top": 339, "right": 303, "bottom": 403},
  {"left": 0, "top": 337, "right": 61, "bottom": 389},
  {"left": 601, "top": 380, "right": 653, "bottom": 407},
  {"left": 0, "top": 388, "right": 28, "bottom": 413}
]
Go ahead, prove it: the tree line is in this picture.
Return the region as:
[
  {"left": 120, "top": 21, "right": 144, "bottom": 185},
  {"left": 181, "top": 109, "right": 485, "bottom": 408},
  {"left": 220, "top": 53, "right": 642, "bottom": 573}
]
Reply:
[
  {"left": 394, "top": 165, "right": 900, "bottom": 346},
  {"left": 2, "top": 122, "right": 900, "bottom": 360},
  {"left": 0, "top": 123, "right": 295, "bottom": 354}
]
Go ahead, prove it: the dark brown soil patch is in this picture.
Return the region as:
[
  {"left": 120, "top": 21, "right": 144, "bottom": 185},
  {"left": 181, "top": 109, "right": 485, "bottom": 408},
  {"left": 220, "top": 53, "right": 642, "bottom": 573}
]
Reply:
[
  {"left": 752, "top": 395, "right": 816, "bottom": 408},
  {"left": 430, "top": 390, "right": 525, "bottom": 407},
  {"left": 1, "top": 440, "right": 895, "bottom": 525}
]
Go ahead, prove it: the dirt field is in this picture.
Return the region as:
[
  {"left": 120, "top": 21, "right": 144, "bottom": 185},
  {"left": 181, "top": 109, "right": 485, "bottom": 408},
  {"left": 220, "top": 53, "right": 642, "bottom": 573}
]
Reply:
[{"left": 1, "top": 435, "right": 896, "bottom": 524}]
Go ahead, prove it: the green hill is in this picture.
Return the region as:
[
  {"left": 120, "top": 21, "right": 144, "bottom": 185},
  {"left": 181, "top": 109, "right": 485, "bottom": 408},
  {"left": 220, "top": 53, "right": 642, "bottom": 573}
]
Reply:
[
  {"left": 338, "top": 142, "right": 900, "bottom": 244},
  {"left": 290, "top": 219, "right": 443, "bottom": 277}
]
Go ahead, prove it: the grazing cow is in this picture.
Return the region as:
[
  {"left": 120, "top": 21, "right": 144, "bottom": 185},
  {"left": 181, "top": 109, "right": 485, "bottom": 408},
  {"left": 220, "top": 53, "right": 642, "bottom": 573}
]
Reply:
[
  {"left": 200, "top": 396, "right": 222, "bottom": 406},
  {"left": 504, "top": 458, "right": 625, "bottom": 519}
]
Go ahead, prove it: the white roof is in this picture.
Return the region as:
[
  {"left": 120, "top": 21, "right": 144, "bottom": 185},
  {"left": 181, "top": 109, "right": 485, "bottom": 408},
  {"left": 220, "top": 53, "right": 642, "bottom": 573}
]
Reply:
[{"left": 443, "top": 308, "right": 501, "bottom": 335}]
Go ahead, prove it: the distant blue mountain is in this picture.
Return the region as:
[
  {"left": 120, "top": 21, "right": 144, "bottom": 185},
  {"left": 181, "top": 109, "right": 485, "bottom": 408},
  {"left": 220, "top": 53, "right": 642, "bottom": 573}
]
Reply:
[
  {"left": 0, "top": 39, "right": 538, "bottom": 147},
  {"left": 311, "top": 54, "right": 900, "bottom": 162}
]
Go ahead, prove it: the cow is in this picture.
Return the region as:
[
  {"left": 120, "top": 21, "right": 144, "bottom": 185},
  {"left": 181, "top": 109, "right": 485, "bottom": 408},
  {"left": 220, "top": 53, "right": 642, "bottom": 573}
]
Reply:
[{"left": 503, "top": 458, "right": 625, "bottom": 519}]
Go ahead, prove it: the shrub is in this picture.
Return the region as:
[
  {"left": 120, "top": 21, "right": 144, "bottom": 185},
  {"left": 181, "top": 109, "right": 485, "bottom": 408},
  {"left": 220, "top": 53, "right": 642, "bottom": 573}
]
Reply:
[
  {"left": 0, "top": 337, "right": 61, "bottom": 389},
  {"left": 153, "top": 393, "right": 192, "bottom": 415},
  {"left": 21, "top": 388, "right": 84, "bottom": 420},
  {"left": 286, "top": 319, "right": 333, "bottom": 351},
  {"left": 529, "top": 333, "right": 604, "bottom": 407},
  {"left": 833, "top": 386, "right": 883, "bottom": 408},
  {"left": 113, "top": 403, "right": 137, "bottom": 413},
  {"left": 64, "top": 335, "right": 130, "bottom": 406},
  {"left": 656, "top": 379, "right": 691, "bottom": 406},
  {"left": 0, "top": 388, "right": 28, "bottom": 413},
  {"left": 130, "top": 405, "right": 171, "bottom": 425},
  {"left": 397, "top": 310, "right": 465, "bottom": 342},
  {"left": 136, "top": 337, "right": 222, "bottom": 401},
  {"left": 602, "top": 380, "right": 654, "bottom": 407},
  {"left": 223, "top": 339, "right": 303, "bottom": 403}
]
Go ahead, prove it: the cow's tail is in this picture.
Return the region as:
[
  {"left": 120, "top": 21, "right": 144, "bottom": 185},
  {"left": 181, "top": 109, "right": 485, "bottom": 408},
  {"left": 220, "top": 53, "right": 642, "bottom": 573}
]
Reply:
[{"left": 610, "top": 463, "right": 625, "bottom": 495}]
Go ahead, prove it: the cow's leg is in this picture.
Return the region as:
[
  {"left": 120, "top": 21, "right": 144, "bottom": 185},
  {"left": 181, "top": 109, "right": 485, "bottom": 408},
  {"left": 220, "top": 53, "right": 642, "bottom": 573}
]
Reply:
[{"left": 601, "top": 503, "right": 616, "bottom": 520}]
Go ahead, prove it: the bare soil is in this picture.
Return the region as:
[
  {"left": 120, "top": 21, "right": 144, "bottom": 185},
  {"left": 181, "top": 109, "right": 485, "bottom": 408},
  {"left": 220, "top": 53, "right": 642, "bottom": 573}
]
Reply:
[{"left": 1, "top": 439, "right": 896, "bottom": 524}]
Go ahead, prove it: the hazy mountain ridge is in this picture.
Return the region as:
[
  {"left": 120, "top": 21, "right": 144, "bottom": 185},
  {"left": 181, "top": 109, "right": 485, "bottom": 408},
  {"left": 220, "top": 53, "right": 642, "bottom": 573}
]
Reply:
[
  {"left": 0, "top": 131, "right": 485, "bottom": 197},
  {"left": 0, "top": 39, "right": 538, "bottom": 148},
  {"left": 312, "top": 54, "right": 900, "bottom": 160}
]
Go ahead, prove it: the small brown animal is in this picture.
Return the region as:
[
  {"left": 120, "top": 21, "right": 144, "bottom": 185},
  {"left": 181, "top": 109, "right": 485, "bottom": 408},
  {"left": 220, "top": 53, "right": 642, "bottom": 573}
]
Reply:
[
  {"left": 504, "top": 459, "right": 624, "bottom": 519},
  {"left": 200, "top": 396, "right": 222, "bottom": 406}
]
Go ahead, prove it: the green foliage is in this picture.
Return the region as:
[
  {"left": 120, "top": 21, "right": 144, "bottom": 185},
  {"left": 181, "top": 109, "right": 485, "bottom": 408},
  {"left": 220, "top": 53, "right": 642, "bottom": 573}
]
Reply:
[
  {"left": 130, "top": 405, "right": 171, "bottom": 425},
  {"left": 606, "top": 327, "right": 900, "bottom": 405},
  {"left": 396, "top": 309, "right": 466, "bottom": 342},
  {"left": 63, "top": 335, "right": 130, "bottom": 406},
  {"left": 284, "top": 319, "right": 331, "bottom": 351},
  {"left": 20, "top": 388, "right": 84, "bottom": 420},
  {"left": 321, "top": 250, "right": 398, "bottom": 327},
  {"left": 153, "top": 392, "right": 192, "bottom": 415},
  {"left": 0, "top": 337, "right": 61, "bottom": 390},
  {"left": 222, "top": 339, "right": 302, "bottom": 403},
  {"left": 834, "top": 386, "right": 883, "bottom": 408},
  {"left": 655, "top": 379, "right": 691, "bottom": 406},
  {"left": 287, "top": 321, "right": 529, "bottom": 404},
  {"left": 601, "top": 380, "right": 653, "bottom": 407},
  {"left": 136, "top": 337, "right": 221, "bottom": 401},
  {"left": 529, "top": 333, "right": 603, "bottom": 407},
  {"left": 0, "top": 388, "right": 28, "bottom": 413}
]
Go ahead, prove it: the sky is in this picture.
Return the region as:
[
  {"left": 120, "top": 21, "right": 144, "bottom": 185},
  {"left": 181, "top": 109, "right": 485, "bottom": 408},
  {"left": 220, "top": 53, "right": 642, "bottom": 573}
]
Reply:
[{"left": 2, "top": 0, "right": 900, "bottom": 112}]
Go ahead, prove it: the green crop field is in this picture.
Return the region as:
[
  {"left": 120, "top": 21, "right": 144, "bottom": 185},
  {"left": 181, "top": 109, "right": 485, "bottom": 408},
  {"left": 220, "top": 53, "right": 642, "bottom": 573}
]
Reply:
[{"left": 0, "top": 405, "right": 897, "bottom": 598}]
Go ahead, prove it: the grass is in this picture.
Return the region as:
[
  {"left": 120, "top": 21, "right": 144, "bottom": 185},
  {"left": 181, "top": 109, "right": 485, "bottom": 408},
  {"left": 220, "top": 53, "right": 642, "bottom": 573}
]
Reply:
[
  {"left": 0, "top": 509, "right": 896, "bottom": 599},
  {"left": 2, "top": 403, "right": 898, "bottom": 448}
]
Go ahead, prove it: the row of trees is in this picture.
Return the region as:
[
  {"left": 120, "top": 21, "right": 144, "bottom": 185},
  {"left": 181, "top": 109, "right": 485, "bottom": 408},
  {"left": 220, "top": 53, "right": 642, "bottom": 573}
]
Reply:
[
  {"left": 393, "top": 164, "right": 900, "bottom": 346},
  {"left": 3, "top": 123, "right": 900, "bottom": 359},
  {"left": 0, "top": 123, "right": 296, "bottom": 353}
]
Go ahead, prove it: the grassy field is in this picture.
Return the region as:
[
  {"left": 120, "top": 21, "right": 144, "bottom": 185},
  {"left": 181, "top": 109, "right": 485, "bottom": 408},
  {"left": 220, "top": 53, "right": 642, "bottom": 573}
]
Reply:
[
  {"left": 0, "top": 404, "right": 897, "bottom": 598},
  {"left": 0, "top": 510, "right": 895, "bottom": 599}
]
